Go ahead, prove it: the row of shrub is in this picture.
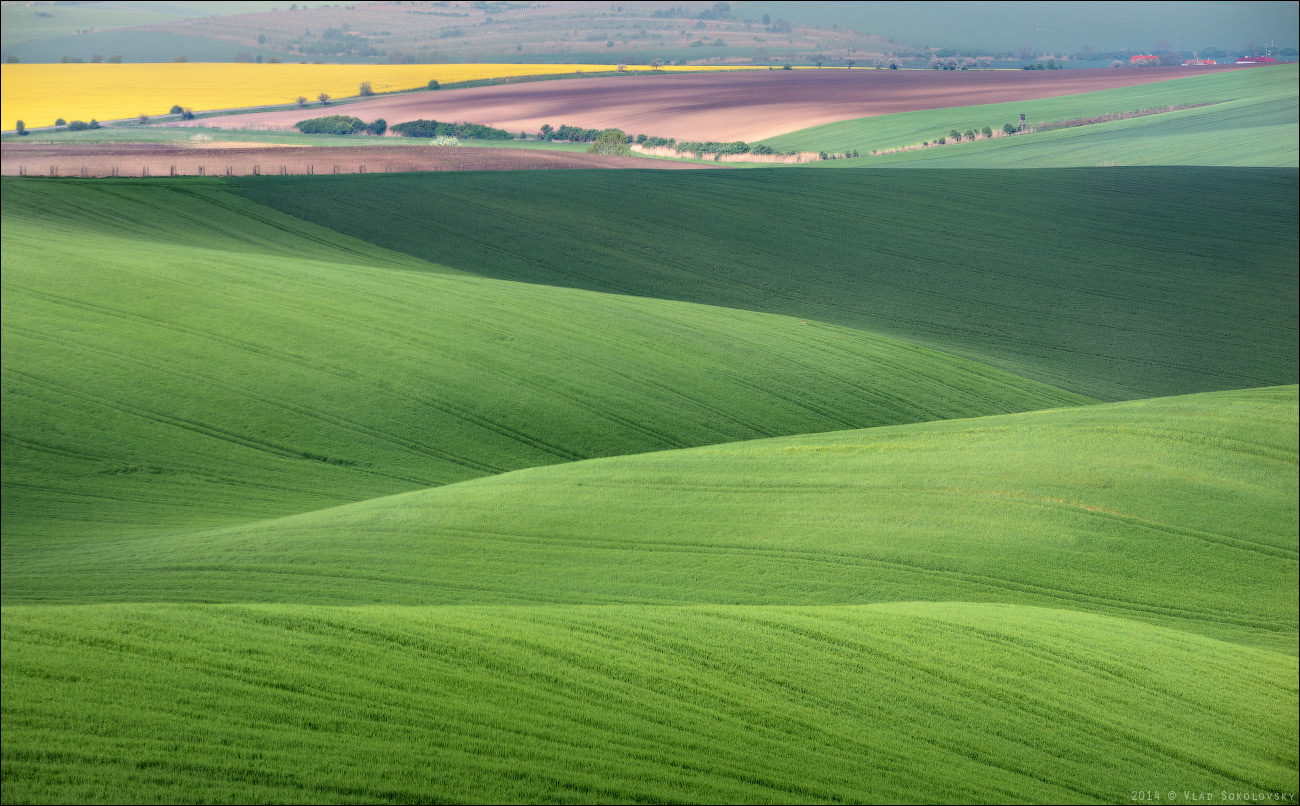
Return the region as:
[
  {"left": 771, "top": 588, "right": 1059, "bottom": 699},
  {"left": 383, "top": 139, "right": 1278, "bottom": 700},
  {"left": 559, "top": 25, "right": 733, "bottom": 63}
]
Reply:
[
  {"left": 12, "top": 118, "right": 102, "bottom": 134},
  {"left": 391, "top": 119, "right": 513, "bottom": 140},
  {"left": 921, "top": 124, "right": 1019, "bottom": 146},
  {"left": 294, "top": 115, "right": 388, "bottom": 135},
  {"left": 659, "top": 139, "right": 790, "bottom": 157},
  {"left": 541, "top": 126, "right": 793, "bottom": 158},
  {"left": 537, "top": 124, "right": 610, "bottom": 143},
  {"left": 674, "top": 140, "right": 758, "bottom": 156}
]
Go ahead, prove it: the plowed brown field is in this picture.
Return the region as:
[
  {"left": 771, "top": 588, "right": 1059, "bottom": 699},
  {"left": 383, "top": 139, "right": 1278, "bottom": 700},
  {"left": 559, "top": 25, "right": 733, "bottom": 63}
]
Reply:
[
  {"left": 169, "top": 66, "right": 1239, "bottom": 142},
  {"left": 0, "top": 143, "right": 719, "bottom": 177}
]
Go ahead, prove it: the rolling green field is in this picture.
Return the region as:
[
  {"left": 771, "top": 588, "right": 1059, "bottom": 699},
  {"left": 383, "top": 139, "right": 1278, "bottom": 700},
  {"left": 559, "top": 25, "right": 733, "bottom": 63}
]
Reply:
[
  {"left": 853, "top": 87, "right": 1299, "bottom": 168},
  {"left": 4, "top": 386, "right": 1297, "bottom": 801},
  {"left": 4, "top": 602, "right": 1295, "bottom": 803},
  {"left": 3, "top": 87, "right": 1298, "bottom": 800},
  {"left": 2, "top": 178, "right": 1085, "bottom": 545},
  {"left": 235, "top": 168, "right": 1300, "bottom": 401},
  {"left": 9, "top": 385, "right": 1296, "bottom": 649},
  {"left": 761, "top": 65, "right": 1299, "bottom": 165}
]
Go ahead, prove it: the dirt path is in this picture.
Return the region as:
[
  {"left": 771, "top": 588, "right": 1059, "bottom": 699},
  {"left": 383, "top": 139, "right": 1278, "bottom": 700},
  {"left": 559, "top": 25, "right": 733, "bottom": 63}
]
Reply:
[
  {"left": 0, "top": 143, "right": 720, "bottom": 177},
  {"left": 166, "top": 66, "right": 1242, "bottom": 143}
]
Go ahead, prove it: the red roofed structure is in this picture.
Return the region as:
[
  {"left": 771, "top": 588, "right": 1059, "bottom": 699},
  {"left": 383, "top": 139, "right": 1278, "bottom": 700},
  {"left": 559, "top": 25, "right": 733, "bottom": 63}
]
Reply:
[
  {"left": 1130, "top": 54, "right": 1159, "bottom": 64},
  {"left": 1235, "top": 56, "right": 1282, "bottom": 64}
]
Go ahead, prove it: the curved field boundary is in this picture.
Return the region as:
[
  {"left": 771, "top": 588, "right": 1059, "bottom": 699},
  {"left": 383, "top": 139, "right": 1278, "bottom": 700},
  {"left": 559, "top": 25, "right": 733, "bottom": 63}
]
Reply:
[
  {"left": 164, "top": 65, "right": 1242, "bottom": 143},
  {"left": 0, "top": 143, "right": 720, "bottom": 176},
  {"left": 235, "top": 168, "right": 1300, "bottom": 401},
  {"left": 762, "top": 63, "right": 1296, "bottom": 156},
  {"left": 9, "top": 385, "right": 1295, "bottom": 652},
  {"left": 2, "top": 177, "right": 1086, "bottom": 545},
  {"left": 0, "top": 62, "right": 758, "bottom": 130}
]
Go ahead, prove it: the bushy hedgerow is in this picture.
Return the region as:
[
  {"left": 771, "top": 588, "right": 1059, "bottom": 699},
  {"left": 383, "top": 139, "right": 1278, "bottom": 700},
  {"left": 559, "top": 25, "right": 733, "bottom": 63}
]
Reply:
[
  {"left": 295, "top": 115, "right": 368, "bottom": 135},
  {"left": 391, "top": 119, "right": 513, "bottom": 139}
]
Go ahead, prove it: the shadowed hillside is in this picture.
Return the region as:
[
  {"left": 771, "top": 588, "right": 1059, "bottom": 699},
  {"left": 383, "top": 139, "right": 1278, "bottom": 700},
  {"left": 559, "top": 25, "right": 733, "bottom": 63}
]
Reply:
[{"left": 236, "top": 167, "right": 1300, "bottom": 401}]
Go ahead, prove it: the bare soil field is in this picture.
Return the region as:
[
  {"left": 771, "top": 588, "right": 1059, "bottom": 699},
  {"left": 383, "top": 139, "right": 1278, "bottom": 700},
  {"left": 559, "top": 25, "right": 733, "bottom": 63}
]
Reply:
[
  {"left": 169, "top": 66, "right": 1240, "bottom": 142},
  {"left": 0, "top": 143, "right": 718, "bottom": 177}
]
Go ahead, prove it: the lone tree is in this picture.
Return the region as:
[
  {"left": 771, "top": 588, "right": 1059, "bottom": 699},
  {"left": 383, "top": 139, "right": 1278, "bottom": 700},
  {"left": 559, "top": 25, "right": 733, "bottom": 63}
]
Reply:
[
  {"left": 427, "top": 79, "right": 439, "bottom": 90},
  {"left": 138, "top": 113, "right": 150, "bottom": 125},
  {"left": 586, "top": 128, "right": 631, "bottom": 155},
  {"left": 15, "top": 120, "right": 26, "bottom": 136},
  {"left": 297, "top": 96, "right": 308, "bottom": 108},
  {"left": 169, "top": 105, "right": 184, "bottom": 115},
  {"left": 359, "top": 80, "right": 374, "bottom": 96},
  {"left": 318, "top": 92, "right": 331, "bottom": 105}
]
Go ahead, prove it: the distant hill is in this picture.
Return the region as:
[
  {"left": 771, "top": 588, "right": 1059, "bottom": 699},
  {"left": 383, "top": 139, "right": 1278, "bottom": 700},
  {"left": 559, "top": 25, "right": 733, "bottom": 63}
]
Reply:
[
  {"left": 5, "top": 2, "right": 1296, "bottom": 64},
  {"left": 736, "top": 1, "right": 1299, "bottom": 55},
  {"left": 0, "top": 1, "right": 334, "bottom": 63},
  {"left": 0, "top": 1, "right": 891, "bottom": 65}
]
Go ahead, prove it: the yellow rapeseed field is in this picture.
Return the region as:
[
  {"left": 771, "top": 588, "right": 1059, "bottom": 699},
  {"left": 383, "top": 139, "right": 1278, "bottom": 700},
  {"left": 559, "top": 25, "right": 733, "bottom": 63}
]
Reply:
[{"left": 2, "top": 63, "right": 756, "bottom": 129}]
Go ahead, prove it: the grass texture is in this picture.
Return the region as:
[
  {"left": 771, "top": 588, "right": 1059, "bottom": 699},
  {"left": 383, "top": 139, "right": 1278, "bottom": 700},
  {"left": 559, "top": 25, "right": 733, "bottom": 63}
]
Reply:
[
  {"left": 3, "top": 386, "right": 1296, "bottom": 802},
  {"left": 3, "top": 602, "right": 1294, "bottom": 804},
  {"left": 1, "top": 178, "right": 1084, "bottom": 544},
  {"left": 235, "top": 167, "right": 1300, "bottom": 401},
  {"left": 8, "top": 386, "right": 1293, "bottom": 650}
]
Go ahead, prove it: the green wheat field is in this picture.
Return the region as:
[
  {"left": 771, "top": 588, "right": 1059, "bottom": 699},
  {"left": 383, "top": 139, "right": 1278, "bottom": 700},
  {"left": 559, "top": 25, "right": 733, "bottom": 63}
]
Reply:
[{"left": 3, "top": 62, "right": 1298, "bottom": 805}]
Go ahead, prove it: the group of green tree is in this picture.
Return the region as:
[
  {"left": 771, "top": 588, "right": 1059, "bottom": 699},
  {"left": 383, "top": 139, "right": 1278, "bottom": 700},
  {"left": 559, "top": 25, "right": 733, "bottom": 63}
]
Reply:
[
  {"left": 924, "top": 124, "right": 1016, "bottom": 147},
  {"left": 14, "top": 118, "right": 102, "bottom": 134},
  {"left": 390, "top": 119, "right": 513, "bottom": 139},
  {"left": 534, "top": 126, "right": 793, "bottom": 158},
  {"left": 536, "top": 124, "right": 615, "bottom": 143},
  {"left": 49, "top": 54, "right": 123, "bottom": 63},
  {"left": 287, "top": 115, "right": 521, "bottom": 140},
  {"left": 294, "top": 115, "right": 388, "bottom": 135}
]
